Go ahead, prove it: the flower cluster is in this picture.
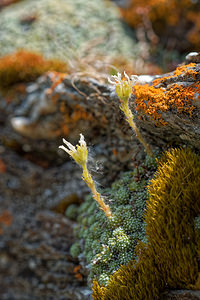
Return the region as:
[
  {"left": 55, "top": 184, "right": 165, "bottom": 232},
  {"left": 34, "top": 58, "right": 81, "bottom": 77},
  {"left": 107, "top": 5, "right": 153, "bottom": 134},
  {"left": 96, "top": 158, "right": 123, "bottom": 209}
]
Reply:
[
  {"left": 108, "top": 72, "right": 138, "bottom": 102},
  {"left": 59, "top": 134, "right": 88, "bottom": 167}
]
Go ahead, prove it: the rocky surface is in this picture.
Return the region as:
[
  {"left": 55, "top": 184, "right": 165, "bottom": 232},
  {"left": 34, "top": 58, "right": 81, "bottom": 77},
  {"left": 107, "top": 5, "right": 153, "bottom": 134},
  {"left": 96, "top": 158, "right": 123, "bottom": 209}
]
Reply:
[
  {"left": 0, "top": 54, "right": 200, "bottom": 299},
  {"left": 163, "top": 290, "right": 200, "bottom": 300},
  {"left": 9, "top": 58, "right": 200, "bottom": 155},
  {"left": 0, "top": 141, "right": 90, "bottom": 300},
  {"left": 0, "top": 210, "right": 90, "bottom": 300}
]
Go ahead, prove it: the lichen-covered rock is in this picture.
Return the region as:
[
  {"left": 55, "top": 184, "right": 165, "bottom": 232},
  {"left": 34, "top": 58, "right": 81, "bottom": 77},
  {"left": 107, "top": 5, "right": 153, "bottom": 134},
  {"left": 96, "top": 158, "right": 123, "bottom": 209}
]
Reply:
[
  {"left": 133, "top": 62, "right": 200, "bottom": 151},
  {"left": 8, "top": 57, "right": 200, "bottom": 156}
]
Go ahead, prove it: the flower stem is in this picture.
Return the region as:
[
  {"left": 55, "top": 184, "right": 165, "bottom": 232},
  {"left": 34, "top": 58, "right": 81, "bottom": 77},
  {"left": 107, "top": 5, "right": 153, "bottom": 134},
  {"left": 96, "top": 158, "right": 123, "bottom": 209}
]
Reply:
[
  {"left": 120, "top": 99, "right": 153, "bottom": 157},
  {"left": 82, "top": 165, "right": 112, "bottom": 218}
]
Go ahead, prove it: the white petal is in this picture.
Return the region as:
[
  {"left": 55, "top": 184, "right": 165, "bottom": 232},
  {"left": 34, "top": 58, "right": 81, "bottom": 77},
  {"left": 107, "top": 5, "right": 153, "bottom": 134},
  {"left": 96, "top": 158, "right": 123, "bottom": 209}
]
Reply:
[
  {"left": 79, "top": 134, "right": 86, "bottom": 147},
  {"left": 62, "top": 138, "right": 76, "bottom": 152},
  {"left": 59, "top": 145, "right": 71, "bottom": 154},
  {"left": 117, "top": 72, "right": 122, "bottom": 80},
  {"left": 111, "top": 75, "right": 119, "bottom": 81},
  {"left": 111, "top": 72, "right": 122, "bottom": 83},
  {"left": 124, "top": 71, "right": 129, "bottom": 81},
  {"left": 108, "top": 77, "right": 116, "bottom": 85}
]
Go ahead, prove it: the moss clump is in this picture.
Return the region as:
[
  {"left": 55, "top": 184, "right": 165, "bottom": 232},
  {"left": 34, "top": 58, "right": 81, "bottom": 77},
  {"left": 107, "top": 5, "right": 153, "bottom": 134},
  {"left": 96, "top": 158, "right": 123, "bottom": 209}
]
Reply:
[
  {"left": 146, "top": 147, "right": 200, "bottom": 287},
  {"left": 70, "top": 242, "right": 82, "bottom": 258},
  {"left": 65, "top": 204, "right": 79, "bottom": 220},
  {"left": 68, "top": 156, "right": 156, "bottom": 286},
  {"left": 0, "top": 50, "right": 67, "bottom": 90},
  {"left": 92, "top": 148, "right": 200, "bottom": 299}
]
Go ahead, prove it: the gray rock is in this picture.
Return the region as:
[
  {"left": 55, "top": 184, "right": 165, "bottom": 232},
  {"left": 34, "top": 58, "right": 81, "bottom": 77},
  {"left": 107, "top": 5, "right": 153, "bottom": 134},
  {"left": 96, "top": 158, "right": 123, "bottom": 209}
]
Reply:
[
  {"left": 163, "top": 290, "right": 200, "bottom": 300},
  {"left": 0, "top": 211, "right": 90, "bottom": 300}
]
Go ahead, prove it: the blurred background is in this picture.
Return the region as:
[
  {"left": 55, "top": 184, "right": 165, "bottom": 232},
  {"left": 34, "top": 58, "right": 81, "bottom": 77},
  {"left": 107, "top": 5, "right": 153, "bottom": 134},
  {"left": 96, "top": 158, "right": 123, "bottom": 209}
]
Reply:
[
  {"left": 0, "top": 0, "right": 199, "bottom": 299},
  {"left": 1, "top": 0, "right": 199, "bottom": 77}
]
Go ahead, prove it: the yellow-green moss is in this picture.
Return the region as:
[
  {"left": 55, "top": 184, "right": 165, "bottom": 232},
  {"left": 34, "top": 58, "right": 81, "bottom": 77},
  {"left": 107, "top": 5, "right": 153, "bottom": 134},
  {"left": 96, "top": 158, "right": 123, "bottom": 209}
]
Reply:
[{"left": 92, "top": 148, "right": 200, "bottom": 299}]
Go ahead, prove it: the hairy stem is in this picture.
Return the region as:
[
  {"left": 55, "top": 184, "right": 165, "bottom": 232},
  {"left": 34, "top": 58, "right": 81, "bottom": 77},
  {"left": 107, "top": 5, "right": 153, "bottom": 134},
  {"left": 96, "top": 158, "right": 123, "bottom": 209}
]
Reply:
[
  {"left": 82, "top": 164, "right": 112, "bottom": 218},
  {"left": 120, "top": 99, "right": 153, "bottom": 157}
]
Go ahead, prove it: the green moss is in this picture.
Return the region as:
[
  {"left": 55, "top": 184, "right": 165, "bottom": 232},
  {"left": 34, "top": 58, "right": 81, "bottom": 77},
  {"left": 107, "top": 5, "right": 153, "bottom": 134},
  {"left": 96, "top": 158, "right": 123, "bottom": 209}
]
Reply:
[
  {"left": 195, "top": 217, "right": 200, "bottom": 231},
  {"left": 65, "top": 204, "right": 79, "bottom": 220},
  {"left": 69, "top": 156, "right": 157, "bottom": 286},
  {"left": 144, "top": 151, "right": 160, "bottom": 169},
  {"left": 70, "top": 242, "right": 81, "bottom": 258},
  {"left": 92, "top": 148, "right": 200, "bottom": 299}
]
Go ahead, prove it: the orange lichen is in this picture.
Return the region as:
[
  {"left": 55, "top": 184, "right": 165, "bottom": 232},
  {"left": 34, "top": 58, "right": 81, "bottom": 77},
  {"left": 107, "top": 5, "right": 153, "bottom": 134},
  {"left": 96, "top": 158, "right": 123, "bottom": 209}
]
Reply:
[
  {"left": 120, "top": 0, "right": 194, "bottom": 26},
  {"left": 187, "top": 12, "right": 200, "bottom": 49},
  {"left": 112, "top": 148, "right": 118, "bottom": 157},
  {"left": 29, "top": 71, "right": 96, "bottom": 137},
  {"left": 120, "top": 0, "right": 180, "bottom": 28},
  {"left": 0, "top": 210, "right": 13, "bottom": 235},
  {"left": 0, "top": 158, "right": 6, "bottom": 173},
  {"left": 0, "top": 50, "right": 67, "bottom": 90},
  {"left": 134, "top": 64, "right": 200, "bottom": 125},
  {"left": 119, "top": 0, "right": 200, "bottom": 51},
  {"left": 134, "top": 84, "right": 167, "bottom": 125},
  {"left": 74, "top": 265, "right": 81, "bottom": 273},
  {"left": 58, "top": 102, "right": 94, "bottom": 136},
  {"left": 71, "top": 105, "right": 93, "bottom": 122},
  {"left": 0, "top": 210, "right": 12, "bottom": 226},
  {"left": 0, "top": 0, "right": 21, "bottom": 9},
  {"left": 44, "top": 71, "right": 68, "bottom": 105},
  {"left": 61, "top": 103, "right": 93, "bottom": 123},
  {"left": 49, "top": 72, "right": 67, "bottom": 94},
  {"left": 73, "top": 265, "right": 83, "bottom": 281},
  {"left": 173, "top": 63, "right": 197, "bottom": 77},
  {"left": 134, "top": 83, "right": 199, "bottom": 125},
  {"left": 152, "top": 63, "right": 197, "bottom": 87}
]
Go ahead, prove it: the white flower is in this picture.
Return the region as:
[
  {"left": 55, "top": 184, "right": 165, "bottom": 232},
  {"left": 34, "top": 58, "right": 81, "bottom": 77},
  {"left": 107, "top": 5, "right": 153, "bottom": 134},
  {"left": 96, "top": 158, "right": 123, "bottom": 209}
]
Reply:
[
  {"left": 59, "top": 134, "right": 88, "bottom": 167},
  {"left": 108, "top": 72, "right": 138, "bottom": 102}
]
